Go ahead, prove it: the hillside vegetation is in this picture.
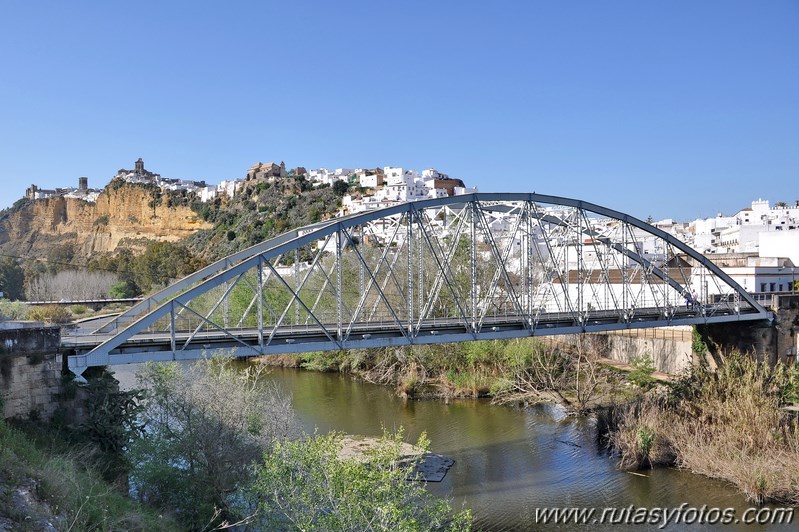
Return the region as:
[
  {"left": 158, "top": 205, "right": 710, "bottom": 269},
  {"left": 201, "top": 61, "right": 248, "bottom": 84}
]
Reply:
[
  {"left": 0, "top": 173, "right": 346, "bottom": 302},
  {"left": 184, "top": 172, "right": 344, "bottom": 262}
]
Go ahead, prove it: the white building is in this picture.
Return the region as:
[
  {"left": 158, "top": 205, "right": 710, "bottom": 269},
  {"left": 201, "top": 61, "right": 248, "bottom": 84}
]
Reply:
[
  {"left": 309, "top": 167, "right": 351, "bottom": 187},
  {"left": 700, "top": 255, "right": 797, "bottom": 296},
  {"left": 421, "top": 168, "right": 450, "bottom": 180},
  {"left": 199, "top": 179, "right": 242, "bottom": 201},
  {"left": 684, "top": 199, "right": 799, "bottom": 256},
  {"left": 760, "top": 232, "right": 799, "bottom": 270},
  {"left": 383, "top": 167, "right": 419, "bottom": 187},
  {"left": 358, "top": 172, "right": 384, "bottom": 188}
]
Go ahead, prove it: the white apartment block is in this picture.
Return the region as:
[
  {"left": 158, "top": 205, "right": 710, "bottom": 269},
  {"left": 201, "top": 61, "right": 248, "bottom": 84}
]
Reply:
[
  {"left": 685, "top": 199, "right": 799, "bottom": 254},
  {"left": 198, "top": 179, "right": 241, "bottom": 201},
  {"left": 659, "top": 198, "right": 799, "bottom": 295}
]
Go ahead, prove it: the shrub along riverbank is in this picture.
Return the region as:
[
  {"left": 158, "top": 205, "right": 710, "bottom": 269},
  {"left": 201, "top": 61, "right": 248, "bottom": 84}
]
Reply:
[
  {"left": 600, "top": 352, "right": 799, "bottom": 505},
  {"left": 270, "top": 336, "right": 640, "bottom": 414}
]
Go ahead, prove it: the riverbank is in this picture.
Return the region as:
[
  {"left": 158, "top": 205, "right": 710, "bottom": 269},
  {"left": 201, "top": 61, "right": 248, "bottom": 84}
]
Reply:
[
  {"left": 0, "top": 417, "right": 174, "bottom": 530},
  {"left": 255, "top": 336, "right": 655, "bottom": 413},
  {"left": 601, "top": 352, "right": 799, "bottom": 505},
  {"left": 256, "top": 341, "right": 799, "bottom": 507}
]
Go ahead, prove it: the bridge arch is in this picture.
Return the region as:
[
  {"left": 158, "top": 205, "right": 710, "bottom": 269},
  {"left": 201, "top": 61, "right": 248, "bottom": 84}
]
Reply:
[{"left": 68, "top": 192, "right": 770, "bottom": 376}]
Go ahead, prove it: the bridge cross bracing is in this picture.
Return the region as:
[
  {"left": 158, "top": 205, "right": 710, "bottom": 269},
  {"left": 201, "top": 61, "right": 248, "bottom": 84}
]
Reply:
[{"left": 65, "top": 193, "right": 770, "bottom": 377}]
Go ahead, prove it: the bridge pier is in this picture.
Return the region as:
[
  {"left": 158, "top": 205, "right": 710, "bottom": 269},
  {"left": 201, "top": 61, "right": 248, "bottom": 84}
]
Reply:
[
  {"left": 0, "top": 322, "right": 63, "bottom": 420},
  {"left": 698, "top": 294, "right": 798, "bottom": 366}
]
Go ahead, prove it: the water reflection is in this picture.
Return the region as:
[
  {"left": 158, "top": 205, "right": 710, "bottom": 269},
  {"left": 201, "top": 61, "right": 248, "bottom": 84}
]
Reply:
[{"left": 112, "top": 363, "right": 795, "bottom": 531}]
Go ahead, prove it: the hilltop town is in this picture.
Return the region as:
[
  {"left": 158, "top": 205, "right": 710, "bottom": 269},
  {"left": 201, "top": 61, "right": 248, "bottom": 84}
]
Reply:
[
  {"left": 15, "top": 158, "right": 799, "bottom": 299},
  {"left": 24, "top": 158, "right": 478, "bottom": 216}
]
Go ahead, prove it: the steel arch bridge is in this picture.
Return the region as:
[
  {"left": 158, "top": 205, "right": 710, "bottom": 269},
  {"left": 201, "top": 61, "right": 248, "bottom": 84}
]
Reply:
[{"left": 66, "top": 193, "right": 771, "bottom": 377}]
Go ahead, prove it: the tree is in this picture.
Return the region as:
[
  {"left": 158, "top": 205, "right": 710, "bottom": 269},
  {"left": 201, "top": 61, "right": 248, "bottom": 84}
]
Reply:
[
  {"left": 130, "top": 241, "right": 205, "bottom": 292},
  {"left": 332, "top": 179, "right": 349, "bottom": 196},
  {"left": 25, "top": 270, "right": 119, "bottom": 301},
  {"left": 109, "top": 280, "right": 136, "bottom": 299},
  {"left": 45, "top": 242, "right": 75, "bottom": 271},
  {"left": 248, "top": 430, "right": 472, "bottom": 531},
  {"left": 129, "top": 357, "right": 298, "bottom": 529},
  {"left": 0, "top": 257, "right": 25, "bottom": 300}
]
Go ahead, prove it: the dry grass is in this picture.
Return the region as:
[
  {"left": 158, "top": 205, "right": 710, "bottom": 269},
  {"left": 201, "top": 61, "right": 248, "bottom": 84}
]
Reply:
[
  {"left": 606, "top": 396, "right": 677, "bottom": 470},
  {"left": 607, "top": 352, "right": 799, "bottom": 504}
]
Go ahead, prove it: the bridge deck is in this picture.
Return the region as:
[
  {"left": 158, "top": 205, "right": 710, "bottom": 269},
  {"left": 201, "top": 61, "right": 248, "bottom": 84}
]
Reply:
[{"left": 64, "top": 306, "right": 770, "bottom": 369}]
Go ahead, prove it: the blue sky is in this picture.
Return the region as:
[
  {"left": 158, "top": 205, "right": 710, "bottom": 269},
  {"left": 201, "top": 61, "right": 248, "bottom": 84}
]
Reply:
[{"left": 1, "top": 1, "right": 796, "bottom": 221}]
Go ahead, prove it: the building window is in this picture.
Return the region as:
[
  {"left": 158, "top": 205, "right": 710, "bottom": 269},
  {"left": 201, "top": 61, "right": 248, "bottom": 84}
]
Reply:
[
  {"left": 779, "top": 284, "right": 783, "bottom": 291},
  {"left": 760, "top": 283, "right": 766, "bottom": 292},
  {"left": 770, "top": 283, "right": 776, "bottom": 292}
]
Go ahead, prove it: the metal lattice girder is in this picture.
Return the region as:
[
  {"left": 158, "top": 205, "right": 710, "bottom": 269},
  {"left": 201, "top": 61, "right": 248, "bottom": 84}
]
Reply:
[{"left": 68, "top": 193, "right": 772, "bottom": 376}]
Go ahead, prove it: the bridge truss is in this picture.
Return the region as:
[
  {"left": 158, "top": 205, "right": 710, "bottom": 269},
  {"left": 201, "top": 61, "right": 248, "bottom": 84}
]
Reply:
[{"left": 67, "top": 193, "right": 770, "bottom": 376}]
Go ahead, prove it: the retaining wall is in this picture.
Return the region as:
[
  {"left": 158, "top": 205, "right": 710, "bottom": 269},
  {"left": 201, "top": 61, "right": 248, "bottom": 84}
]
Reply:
[
  {"left": 0, "top": 322, "right": 63, "bottom": 420},
  {"left": 594, "top": 327, "right": 694, "bottom": 374}
]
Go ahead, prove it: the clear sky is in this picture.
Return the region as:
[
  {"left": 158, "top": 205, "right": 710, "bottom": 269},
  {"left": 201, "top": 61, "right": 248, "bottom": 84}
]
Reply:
[{"left": 0, "top": 1, "right": 796, "bottom": 221}]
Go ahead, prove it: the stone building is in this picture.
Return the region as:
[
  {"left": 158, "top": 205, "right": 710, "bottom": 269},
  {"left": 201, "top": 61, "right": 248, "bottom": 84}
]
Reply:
[{"left": 245, "top": 161, "right": 288, "bottom": 182}]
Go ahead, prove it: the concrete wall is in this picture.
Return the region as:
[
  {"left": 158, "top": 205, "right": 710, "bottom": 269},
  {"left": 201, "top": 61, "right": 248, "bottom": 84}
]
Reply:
[
  {"left": 591, "top": 327, "right": 694, "bottom": 374},
  {"left": 0, "top": 323, "right": 63, "bottom": 420}
]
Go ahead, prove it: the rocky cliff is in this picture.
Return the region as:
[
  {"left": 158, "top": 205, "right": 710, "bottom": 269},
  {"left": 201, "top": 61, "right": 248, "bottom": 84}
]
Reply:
[{"left": 0, "top": 181, "right": 212, "bottom": 260}]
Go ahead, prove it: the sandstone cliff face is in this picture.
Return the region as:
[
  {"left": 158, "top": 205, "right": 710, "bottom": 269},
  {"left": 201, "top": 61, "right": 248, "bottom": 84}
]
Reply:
[{"left": 0, "top": 184, "right": 212, "bottom": 259}]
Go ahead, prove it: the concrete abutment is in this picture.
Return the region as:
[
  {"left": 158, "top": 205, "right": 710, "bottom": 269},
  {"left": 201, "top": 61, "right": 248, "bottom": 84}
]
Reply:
[
  {"left": 1, "top": 322, "right": 64, "bottom": 420},
  {"left": 698, "top": 294, "right": 798, "bottom": 366}
]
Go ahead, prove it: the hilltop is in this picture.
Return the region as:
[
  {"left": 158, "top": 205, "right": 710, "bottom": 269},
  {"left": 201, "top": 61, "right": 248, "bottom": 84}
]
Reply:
[
  {"left": 183, "top": 169, "right": 345, "bottom": 262},
  {"left": 0, "top": 180, "right": 210, "bottom": 265},
  {"left": 0, "top": 159, "right": 410, "bottom": 299}
]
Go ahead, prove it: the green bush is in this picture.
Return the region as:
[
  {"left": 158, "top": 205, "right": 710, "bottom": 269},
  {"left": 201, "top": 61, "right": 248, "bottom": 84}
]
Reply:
[
  {"left": 627, "top": 354, "right": 656, "bottom": 388},
  {"left": 109, "top": 280, "right": 136, "bottom": 299},
  {"left": 0, "top": 299, "right": 30, "bottom": 320},
  {"left": 691, "top": 326, "right": 708, "bottom": 355},
  {"left": 0, "top": 417, "right": 174, "bottom": 530},
  {"left": 784, "top": 365, "right": 799, "bottom": 404},
  {"left": 26, "top": 304, "right": 72, "bottom": 323},
  {"left": 248, "top": 430, "right": 471, "bottom": 531}
]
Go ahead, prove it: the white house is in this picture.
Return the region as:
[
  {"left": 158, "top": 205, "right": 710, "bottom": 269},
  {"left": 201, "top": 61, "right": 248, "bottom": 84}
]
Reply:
[
  {"left": 358, "top": 173, "right": 384, "bottom": 188},
  {"left": 384, "top": 167, "right": 418, "bottom": 187}
]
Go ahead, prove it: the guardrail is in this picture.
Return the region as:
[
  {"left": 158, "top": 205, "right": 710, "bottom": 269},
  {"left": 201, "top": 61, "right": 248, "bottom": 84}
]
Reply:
[{"left": 26, "top": 298, "right": 144, "bottom": 306}]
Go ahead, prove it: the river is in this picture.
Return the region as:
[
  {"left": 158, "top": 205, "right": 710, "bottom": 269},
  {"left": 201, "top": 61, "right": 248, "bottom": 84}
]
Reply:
[{"left": 113, "top": 363, "right": 794, "bottom": 531}]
